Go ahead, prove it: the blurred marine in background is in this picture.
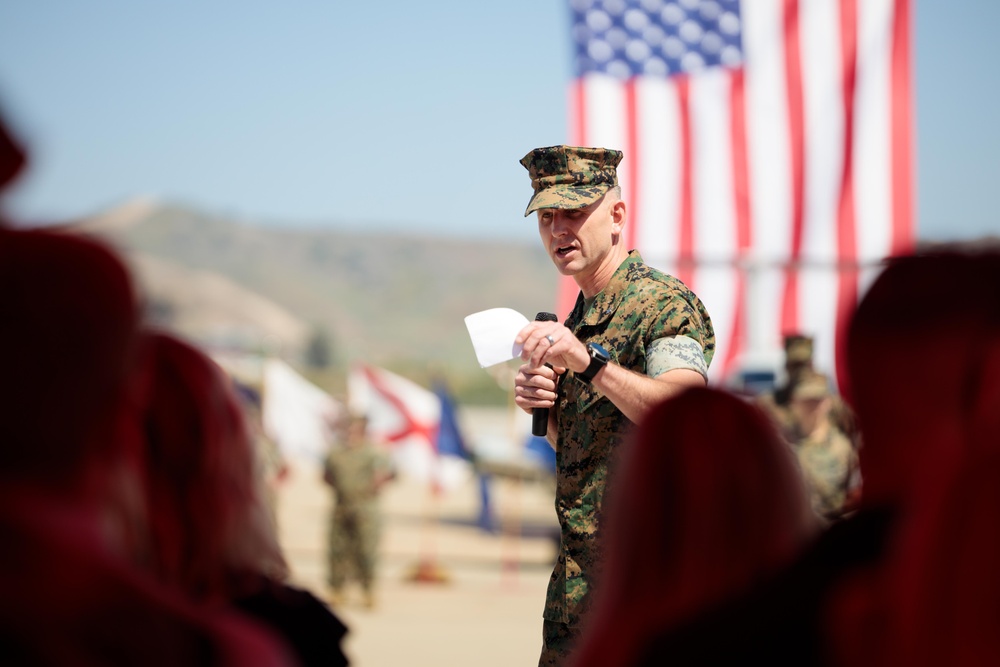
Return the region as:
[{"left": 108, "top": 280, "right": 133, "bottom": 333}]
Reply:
[
  {"left": 323, "top": 412, "right": 395, "bottom": 610},
  {"left": 756, "top": 335, "right": 861, "bottom": 521}
]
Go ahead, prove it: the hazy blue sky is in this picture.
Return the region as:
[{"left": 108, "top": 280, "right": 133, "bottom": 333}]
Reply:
[{"left": 0, "top": 1, "right": 997, "bottom": 243}]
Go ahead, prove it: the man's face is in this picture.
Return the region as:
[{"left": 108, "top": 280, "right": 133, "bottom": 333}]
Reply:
[
  {"left": 536, "top": 192, "right": 622, "bottom": 278},
  {"left": 786, "top": 360, "right": 812, "bottom": 384}
]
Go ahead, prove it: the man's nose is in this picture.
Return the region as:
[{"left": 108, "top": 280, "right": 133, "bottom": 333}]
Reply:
[{"left": 550, "top": 213, "right": 569, "bottom": 236}]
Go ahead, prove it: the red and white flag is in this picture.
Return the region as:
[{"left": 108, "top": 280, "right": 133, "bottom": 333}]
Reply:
[
  {"left": 348, "top": 363, "right": 470, "bottom": 490},
  {"left": 563, "top": 0, "right": 914, "bottom": 391}
]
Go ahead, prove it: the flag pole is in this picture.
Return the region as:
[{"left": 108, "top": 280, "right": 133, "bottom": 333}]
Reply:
[
  {"left": 406, "top": 476, "right": 450, "bottom": 584},
  {"left": 405, "top": 389, "right": 452, "bottom": 585}
]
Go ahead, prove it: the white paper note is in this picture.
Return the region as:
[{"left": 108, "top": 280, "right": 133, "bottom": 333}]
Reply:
[{"left": 464, "top": 307, "right": 530, "bottom": 368}]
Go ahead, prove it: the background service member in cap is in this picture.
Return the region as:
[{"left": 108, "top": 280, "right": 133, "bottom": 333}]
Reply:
[
  {"left": 755, "top": 334, "right": 861, "bottom": 515},
  {"left": 786, "top": 371, "right": 861, "bottom": 522},
  {"left": 755, "top": 334, "right": 819, "bottom": 436},
  {"left": 512, "top": 145, "right": 715, "bottom": 666}
]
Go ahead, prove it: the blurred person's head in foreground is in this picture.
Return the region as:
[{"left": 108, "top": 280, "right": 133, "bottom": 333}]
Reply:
[
  {"left": 0, "top": 104, "right": 298, "bottom": 667},
  {"left": 845, "top": 249, "right": 1000, "bottom": 509},
  {"left": 830, "top": 253, "right": 1000, "bottom": 666},
  {"left": 0, "top": 227, "right": 148, "bottom": 553},
  {"left": 833, "top": 414, "right": 1000, "bottom": 667},
  {"left": 880, "top": 444, "right": 1000, "bottom": 667},
  {"left": 0, "top": 227, "right": 141, "bottom": 483},
  {"left": 0, "top": 111, "right": 26, "bottom": 211},
  {"left": 139, "top": 330, "right": 287, "bottom": 603},
  {"left": 572, "top": 386, "right": 817, "bottom": 667}
]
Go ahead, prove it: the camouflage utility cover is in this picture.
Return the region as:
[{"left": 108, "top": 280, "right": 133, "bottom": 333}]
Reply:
[
  {"left": 784, "top": 334, "right": 814, "bottom": 364},
  {"left": 545, "top": 250, "right": 715, "bottom": 626},
  {"left": 520, "top": 145, "right": 623, "bottom": 216},
  {"left": 792, "top": 371, "right": 831, "bottom": 400}
]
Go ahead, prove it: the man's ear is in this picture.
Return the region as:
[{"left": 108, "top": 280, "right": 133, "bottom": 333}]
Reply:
[{"left": 610, "top": 198, "right": 627, "bottom": 236}]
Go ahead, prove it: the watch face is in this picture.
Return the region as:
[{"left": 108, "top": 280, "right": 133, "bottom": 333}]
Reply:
[{"left": 588, "top": 342, "right": 609, "bottom": 362}]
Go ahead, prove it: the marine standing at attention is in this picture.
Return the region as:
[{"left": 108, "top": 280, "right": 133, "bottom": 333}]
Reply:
[{"left": 512, "top": 145, "right": 716, "bottom": 666}]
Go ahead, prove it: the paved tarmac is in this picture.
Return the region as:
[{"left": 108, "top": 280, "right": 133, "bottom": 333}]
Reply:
[{"left": 275, "top": 408, "right": 559, "bottom": 667}]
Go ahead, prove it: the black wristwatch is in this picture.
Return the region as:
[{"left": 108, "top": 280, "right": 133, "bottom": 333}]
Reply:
[{"left": 578, "top": 342, "right": 610, "bottom": 384}]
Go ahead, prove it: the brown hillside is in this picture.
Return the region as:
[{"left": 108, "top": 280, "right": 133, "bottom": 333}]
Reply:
[{"left": 77, "top": 200, "right": 558, "bottom": 393}]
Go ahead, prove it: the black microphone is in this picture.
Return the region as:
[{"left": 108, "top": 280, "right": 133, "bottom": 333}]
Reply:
[{"left": 532, "top": 311, "right": 558, "bottom": 437}]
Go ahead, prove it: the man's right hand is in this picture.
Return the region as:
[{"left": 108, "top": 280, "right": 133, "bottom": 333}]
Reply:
[{"left": 514, "top": 363, "right": 559, "bottom": 415}]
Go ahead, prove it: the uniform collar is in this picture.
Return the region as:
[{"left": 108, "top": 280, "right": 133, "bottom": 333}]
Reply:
[{"left": 569, "top": 250, "right": 644, "bottom": 329}]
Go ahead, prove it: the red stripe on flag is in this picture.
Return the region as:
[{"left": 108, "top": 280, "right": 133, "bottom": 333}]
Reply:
[
  {"left": 624, "top": 79, "right": 640, "bottom": 253},
  {"left": 676, "top": 75, "right": 695, "bottom": 289},
  {"left": 891, "top": 0, "right": 915, "bottom": 255},
  {"left": 781, "top": 0, "right": 805, "bottom": 336},
  {"left": 730, "top": 69, "right": 753, "bottom": 255},
  {"left": 361, "top": 365, "right": 437, "bottom": 449},
  {"left": 724, "top": 271, "right": 747, "bottom": 381},
  {"left": 722, "top": 68, "right": 752, "bottom": 380},
  {"left": 834, "top": 0, "right": 860, "bottom": 396},
  {"left": 556, "top": 275, "right": 578, "bottom": 322}
]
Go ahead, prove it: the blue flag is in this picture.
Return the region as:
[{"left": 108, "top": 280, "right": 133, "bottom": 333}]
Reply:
[
  {"left": 433, "top": 381, "right": 472, "bottom": 460},
  {"left": 433, "top": 380, "right": 497, "bottom": 532}
]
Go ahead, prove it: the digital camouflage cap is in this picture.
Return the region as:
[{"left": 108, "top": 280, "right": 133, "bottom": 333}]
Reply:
[
  {"left": 784, "top": 334, "right": 814, "bottom": 364},
  {"left": 519, "top": 145, "right": 622, "bottom": 217}
]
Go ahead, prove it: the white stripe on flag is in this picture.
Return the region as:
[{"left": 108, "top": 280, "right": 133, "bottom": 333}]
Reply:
[
  {"left": 743, "top": 0, "right": 791, "bottom": 361},
  {"left": 580, "top": 73, "right": 629, "bottom": 174},
  {"left": 855, "top": 0, "right": 895, "bottom": 265},
  {"left": 633, "top": 76, "right": 681, "bottom": 273},
  {"left": 690, "top": 68, "right": 740, "bottom": 380},
  {"left": 798, "top": 0, "right": 847, "bottom": 379}
]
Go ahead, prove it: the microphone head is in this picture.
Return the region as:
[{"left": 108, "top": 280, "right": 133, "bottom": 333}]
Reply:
[{"left": 535, "top": 312, "right": 558, "bottom": 322}]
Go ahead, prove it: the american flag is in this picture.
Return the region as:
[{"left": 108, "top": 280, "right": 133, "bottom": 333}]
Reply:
[{"left": 561, "top": 0, "right": 913, "bottom": 391}]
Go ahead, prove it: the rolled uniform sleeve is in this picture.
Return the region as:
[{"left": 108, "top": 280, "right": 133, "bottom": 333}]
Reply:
[{"left": 647, "top": 335, "right": 709, "bottom": 379}]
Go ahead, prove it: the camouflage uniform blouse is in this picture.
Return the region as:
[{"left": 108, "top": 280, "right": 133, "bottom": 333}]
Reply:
[{"left": 545, "top": 250, "right": 715, "bottom": 626}]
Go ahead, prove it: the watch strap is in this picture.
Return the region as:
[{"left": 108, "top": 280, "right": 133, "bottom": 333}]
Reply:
[{"left": 578, "top": 343, "right": 609, "bottom": 384}]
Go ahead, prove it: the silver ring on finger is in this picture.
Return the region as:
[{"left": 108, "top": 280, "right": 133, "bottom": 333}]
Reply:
[{"left": 545, "top": 335, "right": 555, "bottom": 345}]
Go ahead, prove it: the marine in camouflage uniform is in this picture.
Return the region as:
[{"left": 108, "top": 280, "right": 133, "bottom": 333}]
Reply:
[
  {"left": 323, "top": 414, "right": 394, "bottom": 608},
  {"left": 786, "top": 372, "right": 861, "bottom": 521},
  {"left": 755, "top": 334, "right": 815, "bottom": 435},
  {"left": 513, "top": 145, "right": 715, "bottom": 666},
  {"left": 756, "top": 334, "right": 860, "bottom": 449}
]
